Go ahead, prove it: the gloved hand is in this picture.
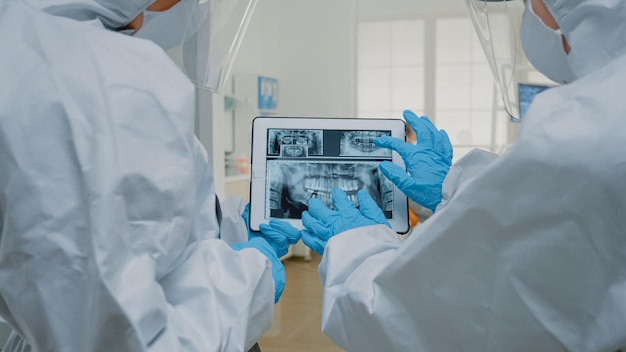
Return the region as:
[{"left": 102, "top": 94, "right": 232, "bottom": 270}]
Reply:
[
  {"left": 374, "top": 110, "right": 453, "bottom": 212},
  {"left": 231, "top": 237, "right": 285, "bottom": 303},
  {"left": 301, "top": 188, "right": 390, "bottom": 255},
  {"left": 242, "top": 204, "right": 301, "bottom": 258},
  {"left": 236, "top": 205, "right": 300, "bottom": 303}
]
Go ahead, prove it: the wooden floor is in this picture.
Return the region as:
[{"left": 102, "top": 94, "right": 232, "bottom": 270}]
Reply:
[{"left": 258, "top": 254, "right": 345, "bottom": 352}]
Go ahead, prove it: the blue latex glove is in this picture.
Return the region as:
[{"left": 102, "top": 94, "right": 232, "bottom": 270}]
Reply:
[
  {"left": 231, "top": 237, "right": 285, "bottom": 303},
  {"left": 259, "top": 220, "right": 301, "bottom": 257},
  {"left": 374, "top": 110, "right": 453, "bottom": 212},
  {"left": 242, "top": 203, "right": 256, "bottom": 240},
  {"left": 301, "top": 188, "right": 390, "bottom": 256},
  {"left": 242, "top": 204, "right": 300, "bottom": 258}
]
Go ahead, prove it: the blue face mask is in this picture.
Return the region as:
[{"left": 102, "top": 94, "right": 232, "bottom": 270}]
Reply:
[{"left": 520, "top": 2, "right": 576, "bottom": 84}]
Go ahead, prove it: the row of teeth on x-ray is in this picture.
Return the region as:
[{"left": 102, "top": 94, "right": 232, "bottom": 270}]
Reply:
[
  {"left": 346, "top": 131, "right": 385, "bottom": 153},
  {"left": 307, "top": 189, "right": 360, "bottom": 209},
  {"left": 304, "top": 178, "right": 360, "bottom": 193},
  {"left": 304, "top": 178, "right": 363, "bottom": 209}
]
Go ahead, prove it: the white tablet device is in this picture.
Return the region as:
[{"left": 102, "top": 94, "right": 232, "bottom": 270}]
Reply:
[{"left": 249, "top": 116, "right": 409, "bottom": 234}]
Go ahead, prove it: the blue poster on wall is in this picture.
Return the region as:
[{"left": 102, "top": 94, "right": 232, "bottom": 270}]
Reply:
[{"left": 258, "top": 76, "right": 278, "bottom": 112}]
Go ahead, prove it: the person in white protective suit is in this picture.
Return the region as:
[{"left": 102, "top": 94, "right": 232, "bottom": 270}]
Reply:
[
  {"left": 0, "top": 0, "right": 300, "bottom": 351},
  {"left": 260, "top": 0, "right": 626, "bottom": 350}
]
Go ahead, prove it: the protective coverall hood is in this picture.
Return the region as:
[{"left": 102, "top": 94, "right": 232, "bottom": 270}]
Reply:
[
  {"left": 24, "top": 0, "right": 152, "bottom": 29},
  {"left": 544, "top": 0, "right": 626, "bottom": 80}
]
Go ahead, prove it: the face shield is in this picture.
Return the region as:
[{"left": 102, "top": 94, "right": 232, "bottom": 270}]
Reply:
[
  {"left": 135, "top": 0, "right": 258, "bottom": 93},
  {"left": 181, "top": 0, "right": 257, "bottom": 92},
  {"left": 464, "top": 0, "right": 524, "bottom": 121}
]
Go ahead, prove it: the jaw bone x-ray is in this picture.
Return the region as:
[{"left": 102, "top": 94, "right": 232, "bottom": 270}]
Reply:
[
  {"left": 251, "top": 118, "right": 408, "bottom": 232},
  {"left": 340, "top": 131, "right": 392, "bottom": 157},
  {"left": 265, "top": 128, "right": 394, "bottom": 219},
  {"left": 267, "top": 161, "right": 394, "bottom": 219},
  {"left": 268, "top": 130, "right": 323, "bottom": 157}
]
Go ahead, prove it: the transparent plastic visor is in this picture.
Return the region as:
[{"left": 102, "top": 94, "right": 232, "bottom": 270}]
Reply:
[{"left": 465, "top": 0, "right": 524, "bottom": 121}]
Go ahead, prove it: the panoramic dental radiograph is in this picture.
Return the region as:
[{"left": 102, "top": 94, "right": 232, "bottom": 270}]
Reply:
[
  {"left": 264, "top": 128, "right": 394, "bottom": 219},
  {"left": 266, "top": 160, "right": 394, "bottom": 219}
]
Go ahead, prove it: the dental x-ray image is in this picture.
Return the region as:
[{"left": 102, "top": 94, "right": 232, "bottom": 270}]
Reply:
[
  {"left": 268, "top": 129, "right": 323, "bottom": 157},
  {"left": 266, "top": 160, "right": 394, "bottom": 219},
  {"left": 340, "top": 130, "right": 392, "bottom": 157}
]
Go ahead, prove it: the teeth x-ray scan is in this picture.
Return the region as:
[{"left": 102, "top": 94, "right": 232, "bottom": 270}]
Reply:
[
  {"left": 266, "top": 160, "right": 394, "bottom": 219},
  {"left": 268, "top": 129, "right": 323, "bottom": 157},
  {"left": 340, "top": 131, "right": 391, "bottom": 157},
  {"left": 250, "top": 117, "right": 409, "bottom": 233}
]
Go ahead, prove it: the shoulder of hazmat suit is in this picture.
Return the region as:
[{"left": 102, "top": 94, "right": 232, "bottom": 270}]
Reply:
[
  {"left": 0, "top": 1, "right": 273, "bottom": 351},
  {"left": 316, "top": 1, "right": 626, "bottom": 351}
]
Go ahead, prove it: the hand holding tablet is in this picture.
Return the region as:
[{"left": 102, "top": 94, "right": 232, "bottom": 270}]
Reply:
[
  {"left": 374, "top": 111, "right": 453, "bottom": 212},
  {"left": 249, "top": 117, "right": 409, "bottom": 234}
]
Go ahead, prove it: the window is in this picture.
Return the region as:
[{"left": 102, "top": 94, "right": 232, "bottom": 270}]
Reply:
[
  {"left": 434, "top": 17, "right": 507, "bottom": 160},
  {"left": 357, "top": 16, "right": 520, "bottom": 161},
  {"left": 357, "top": 20, "right": 425, "bottom": 119}
]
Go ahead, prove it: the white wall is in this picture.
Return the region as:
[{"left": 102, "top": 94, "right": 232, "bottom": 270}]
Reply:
[
  {"left": 225, "top": 0, "right": 472, "bottom": 160},
  {"left": 273, "top": 0, "right": 357, "bottom": 118},
  {"left": 229, "top": 0, "right": 358, "bottom": 157},
  {"left": 219, "top": 0, "right": 504, "bottom": 185}
]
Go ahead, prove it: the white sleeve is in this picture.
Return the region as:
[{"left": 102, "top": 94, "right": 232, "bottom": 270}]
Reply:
[
  {"left": 189, "top": 137, "right": 248, "bottom": 245},
  {"left": 404, "top": 149, "right": 496, "bottom": 234},
  {"left": 218, "top": 195, "right": 249, "bottom": 245},
  {"left": 157, "top": 240, "right": 274, "bottom": 351},
  {"left": 318, "top": 141, "right": 626, "bottom": 351},
  {"left": 437, "top": 148, "right": 498, "bottom": 210}
]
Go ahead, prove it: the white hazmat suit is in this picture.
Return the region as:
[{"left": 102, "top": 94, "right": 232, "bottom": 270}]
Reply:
[
  {"left": 0, "top": 0, "right": 273, "bottom": 350},
  {"left": 318, "top": 0, "right": 626, "bottom": 351}
]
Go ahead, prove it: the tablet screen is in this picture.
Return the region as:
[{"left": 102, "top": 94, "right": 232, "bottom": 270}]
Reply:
[
  {"left": 249, "top": 117, "right": 409, "bottom": 233},
  {"left": 265, "top": 129, "right": 395, "bottom": 220}
]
